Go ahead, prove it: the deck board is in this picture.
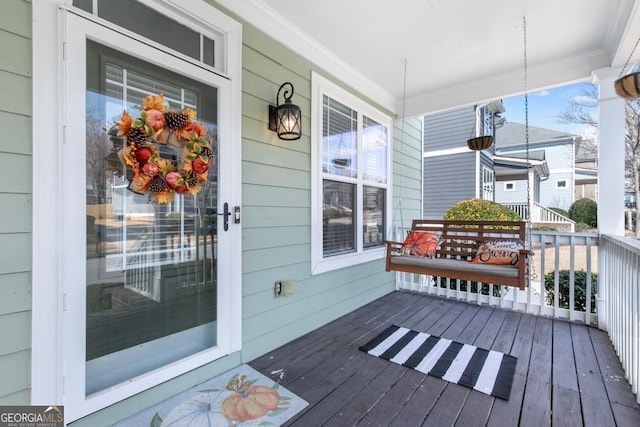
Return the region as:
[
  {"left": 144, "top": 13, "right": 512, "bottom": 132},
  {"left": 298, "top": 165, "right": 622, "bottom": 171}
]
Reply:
[
  {"left": 248, "top": 291, "right": 640, "bottom": 426},
  {"left": 552, "top": 320, "right": 582, "bottom": 426},
  {"left": 571, "top": 323, "right": 617, "bottom": 427},
  {"left": 521, "top": 317, "right": 553, "bottom": 426}
]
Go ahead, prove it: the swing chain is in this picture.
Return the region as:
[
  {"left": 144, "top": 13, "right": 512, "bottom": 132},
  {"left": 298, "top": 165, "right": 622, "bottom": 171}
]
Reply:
[{"left": 523, "top": 16, "right": 537, "bottom": 281}]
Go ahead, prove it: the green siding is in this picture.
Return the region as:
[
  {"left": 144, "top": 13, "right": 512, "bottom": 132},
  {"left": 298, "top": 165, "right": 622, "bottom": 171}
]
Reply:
[
  {"left": 239, "top": 23, "right": 400, "bottom": 364},
  {"left": 14, "top": 0, "right": 424, "bottom": 422},
  {"left": 0, "top": 111, "right": 32, "bottom": 155},
  {"left": 0, "top": 0, "right": 31, "bottom": 404}
]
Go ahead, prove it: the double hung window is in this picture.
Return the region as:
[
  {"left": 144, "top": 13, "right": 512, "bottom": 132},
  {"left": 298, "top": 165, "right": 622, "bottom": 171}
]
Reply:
[{"left": 312, "top": 73, "right": 392, "bottom": 274}]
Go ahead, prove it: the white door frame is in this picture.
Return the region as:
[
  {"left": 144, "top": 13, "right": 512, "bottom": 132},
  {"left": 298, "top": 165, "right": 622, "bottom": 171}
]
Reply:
[{"left": 31, "top": 1, "right": 242, "bottom": 421}]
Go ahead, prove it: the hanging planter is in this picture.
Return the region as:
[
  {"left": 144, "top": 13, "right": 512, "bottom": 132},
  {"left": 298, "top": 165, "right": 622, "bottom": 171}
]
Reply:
[
  {"left": 614, "top": 71, "right": 640, "bottom": 100},
  {"left": 467, "top": 135, "right": 494, "bottom": 151},
  {"left": 614, "top": 37, "right": 640, "bottom": 100}
]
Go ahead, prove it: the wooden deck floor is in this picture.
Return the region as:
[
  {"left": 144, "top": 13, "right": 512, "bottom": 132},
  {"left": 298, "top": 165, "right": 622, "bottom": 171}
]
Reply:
[{"left": 250, "top": 291, "right": 640, "bottom": 426}]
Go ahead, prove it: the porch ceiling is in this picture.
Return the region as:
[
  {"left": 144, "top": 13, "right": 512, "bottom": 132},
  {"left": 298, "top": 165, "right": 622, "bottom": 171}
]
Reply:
[{"left": 215, "top": 0, "right": 640, "bottom": 117}]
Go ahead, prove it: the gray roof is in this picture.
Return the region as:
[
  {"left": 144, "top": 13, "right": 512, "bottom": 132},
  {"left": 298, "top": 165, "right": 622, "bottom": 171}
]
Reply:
[{"left": 495, "top": 122, "right": 580, "bottom": 149}]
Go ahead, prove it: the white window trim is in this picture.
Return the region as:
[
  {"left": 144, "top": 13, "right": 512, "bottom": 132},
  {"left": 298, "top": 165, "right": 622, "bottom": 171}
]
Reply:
[
  {"left": 311, "top": 72, "right": 392, "bottom": 275},
  {"left": 31, "top": 0, "right": 242, "bottom": 418},
  {"left": 555, "top": 179, "right": 568, "bottom": 189},
  {"left": 504, "top": 181, "right": 516, "bottom": 192}
]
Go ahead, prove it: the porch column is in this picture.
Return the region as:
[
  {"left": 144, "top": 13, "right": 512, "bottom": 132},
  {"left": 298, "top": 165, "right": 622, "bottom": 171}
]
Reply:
[
  {"left": 592, "top": 67, "right": 626, "bottom": 331},
  {"left": 593, "top": 67, "right": 626, "bottom": 236}
]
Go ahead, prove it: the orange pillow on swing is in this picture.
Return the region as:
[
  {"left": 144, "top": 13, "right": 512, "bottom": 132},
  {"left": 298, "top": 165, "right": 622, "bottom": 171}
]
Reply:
[
  {"left": 470, "top": 239, "right": 525, "bottom": 266},
  {"left": 401, "top": 231, "right": 441, "bottom": 258}
]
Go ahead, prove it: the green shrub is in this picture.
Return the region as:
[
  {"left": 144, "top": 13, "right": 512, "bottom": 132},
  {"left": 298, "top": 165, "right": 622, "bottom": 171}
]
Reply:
[
  {"left": 444, "top": 198, "right": 521, "bottom": 222},
  {"left": 544, "top": 270, "right": 598, "bottom": 312},
  {"left": 568, "top": 198, "right": 597, "bottom": 228}
]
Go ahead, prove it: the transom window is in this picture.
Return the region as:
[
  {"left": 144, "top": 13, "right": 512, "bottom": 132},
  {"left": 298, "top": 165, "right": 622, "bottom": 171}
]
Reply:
[
  {"left": 73, "top": 0, "right": 224, "bottom": 70},
  {"left": 311, "top": 73, "right": 392, "bottom": 274}
]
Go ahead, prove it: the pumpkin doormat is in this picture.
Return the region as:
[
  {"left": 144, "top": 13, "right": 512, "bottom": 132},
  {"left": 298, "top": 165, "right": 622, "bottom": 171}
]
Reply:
[
  {"left": 114, "top": 364, "right": 308, "bottom": 426},
  {"left": 359, "top": 325, "right": 517, "bottom": 400}
]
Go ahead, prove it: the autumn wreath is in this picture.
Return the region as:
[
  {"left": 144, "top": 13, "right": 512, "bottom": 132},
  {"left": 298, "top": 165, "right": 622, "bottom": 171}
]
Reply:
[{"left": 113, "top": 92, "right": 213, "bottom": 204}]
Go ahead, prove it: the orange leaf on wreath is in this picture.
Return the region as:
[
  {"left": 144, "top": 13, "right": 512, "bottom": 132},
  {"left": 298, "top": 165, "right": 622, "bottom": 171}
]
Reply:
[
  {"left": 115, "top": 111, "right": 133, "bottom": 137},
  {"left": 184, "top": 122, "right": 206, "bottom": 137},
  {"left": 142, "top": 92, "right": 168, "bottom": 112},
  {"left": 183, "top": 108, "right": 197, "bottom": 120},
  {"left": 187, "top": 183, "right": 201, "bottom": 195},
  {"left": 154, "top": 159, "right": 175, "bottom": 174},
  {"left": 117, "top": 146, "right": 136, "bottom": 168},
  {"left": 133, "top": 173, "right": 152, "bottom": 190},
  {"left": 154, "top": 191, "right": 175, "bottom": 204}
]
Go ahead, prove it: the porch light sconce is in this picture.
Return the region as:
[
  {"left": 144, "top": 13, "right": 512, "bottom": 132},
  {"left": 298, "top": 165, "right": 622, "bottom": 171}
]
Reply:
[{"left": 269, "top": 82, "right": 302, "bottom": 140}]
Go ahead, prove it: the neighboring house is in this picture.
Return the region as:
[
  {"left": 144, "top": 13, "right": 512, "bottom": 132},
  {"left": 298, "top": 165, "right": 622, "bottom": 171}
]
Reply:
[
  {"left": 4, "top": 2, "right": 423, "bottom": 425},
  {"left": 494, "top": 122, "right": 581, "bottom": 212},
  {"left": 423, "top": 105, "right": 585, "bottom": 219},
  {"left": 422, "top": 101, "right": 505, "bottom": 219}
]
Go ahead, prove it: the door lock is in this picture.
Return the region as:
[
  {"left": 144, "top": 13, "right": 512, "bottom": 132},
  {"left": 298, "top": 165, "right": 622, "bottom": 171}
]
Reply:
[{"left": 222, "top": 203, "right": 241, "bottom": 231}]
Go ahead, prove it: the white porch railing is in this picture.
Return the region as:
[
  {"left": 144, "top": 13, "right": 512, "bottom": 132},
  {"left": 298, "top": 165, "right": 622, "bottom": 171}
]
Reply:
[
  {"left": 502, "top": 202, "right": 576, "bottom": 232},
  {"left": 598, "top": 234, "right": 640, "bottom": 403},
  {"left": 394, "top": 229, "right": 598, "bottom": 324},
  {"left": 394, "top": 227, "right": 640, "bottom": 403}
]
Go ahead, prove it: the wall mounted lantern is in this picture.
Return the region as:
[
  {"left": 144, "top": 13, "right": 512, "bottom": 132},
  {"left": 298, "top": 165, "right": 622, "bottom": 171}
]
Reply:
[{"left": 269, "top": 82, "right": 302, "bottom": 140}]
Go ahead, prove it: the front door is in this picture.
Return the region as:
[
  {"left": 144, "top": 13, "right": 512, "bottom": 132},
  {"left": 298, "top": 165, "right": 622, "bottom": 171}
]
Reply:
[{"left": 60, "top": 8, "right": 240, "bottom": 420}]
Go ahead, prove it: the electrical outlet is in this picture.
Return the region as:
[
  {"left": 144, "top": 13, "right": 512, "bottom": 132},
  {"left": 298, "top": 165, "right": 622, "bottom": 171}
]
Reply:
[{"left": 275, "top": 280, "right": 296, "bottom": 297}]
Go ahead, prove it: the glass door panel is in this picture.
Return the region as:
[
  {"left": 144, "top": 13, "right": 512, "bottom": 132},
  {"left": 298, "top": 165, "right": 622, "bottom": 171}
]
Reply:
[{"left": 85, "top": 40, "right": 219, "bottom": 394}]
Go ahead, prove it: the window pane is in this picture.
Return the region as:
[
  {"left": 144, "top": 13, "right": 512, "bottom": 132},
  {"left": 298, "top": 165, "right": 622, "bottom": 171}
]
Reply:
[
  {"left": 323, "top": 95, "right": 357, "bottom": 178},
  {"left": 86, "top": 41, "right": 218, "bottom": 394},
  {"left": 75, "top": 0, "right": 216, "bottom": 67},
  {"left": 363, "top": 186, "right": 385, "bottom": 248},
  {"left": 323, "top": 180, "right": 355, "bottom": 256},
  {"left": 363, "top": 116, "right": 387, "bottom": 184}
]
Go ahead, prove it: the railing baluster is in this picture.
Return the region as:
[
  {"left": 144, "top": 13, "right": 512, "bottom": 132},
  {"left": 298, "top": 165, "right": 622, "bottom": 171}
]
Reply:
[{"left": 599, "top": 234, "right": 640, "bottom": 403}]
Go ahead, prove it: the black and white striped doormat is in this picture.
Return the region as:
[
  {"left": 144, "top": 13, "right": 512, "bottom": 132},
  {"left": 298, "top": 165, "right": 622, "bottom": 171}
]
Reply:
[{"left": 359, "top": 325, "right": 517, "bottom": 400}]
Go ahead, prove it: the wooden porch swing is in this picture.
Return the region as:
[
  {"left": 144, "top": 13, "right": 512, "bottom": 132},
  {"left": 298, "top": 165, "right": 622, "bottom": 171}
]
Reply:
[
  {"left": 384, "top": 219, "right": 531, "bottom": 290},
  {"left": 385, "top": 18, "right": 535, "bottom": 291}
]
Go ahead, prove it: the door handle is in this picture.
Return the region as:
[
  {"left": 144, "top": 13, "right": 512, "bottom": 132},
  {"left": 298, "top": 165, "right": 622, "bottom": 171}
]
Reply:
[
  {"left": 220, "top": 203, "right": 240, "bottom": 231},
  {"left": 222, "top": 202, "right": 231, "bottom": 231}
]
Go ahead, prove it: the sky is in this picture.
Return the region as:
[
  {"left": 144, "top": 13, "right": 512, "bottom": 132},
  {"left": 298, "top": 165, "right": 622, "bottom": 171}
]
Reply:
[{"left": 500, "top": 81, "right": 598, "bottom": 139}]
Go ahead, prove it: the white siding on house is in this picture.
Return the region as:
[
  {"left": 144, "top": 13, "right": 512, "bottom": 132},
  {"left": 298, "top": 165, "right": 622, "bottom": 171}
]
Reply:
[{"left": 495, "top": 123, "right": 577, "bottom": 211}]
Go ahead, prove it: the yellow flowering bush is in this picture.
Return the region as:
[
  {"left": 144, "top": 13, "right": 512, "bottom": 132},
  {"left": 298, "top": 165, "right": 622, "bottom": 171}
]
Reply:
[{"left": 444, "top": 198, "right": 521, "bottom": 222}]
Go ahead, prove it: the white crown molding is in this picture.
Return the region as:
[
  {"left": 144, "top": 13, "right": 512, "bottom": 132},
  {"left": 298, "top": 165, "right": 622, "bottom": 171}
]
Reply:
[
  {"left": 407, "top": 49, "right": 610, "bottom": 117},
  {"left": 213, "top": 0, "right": 397, "bottom": 114}
]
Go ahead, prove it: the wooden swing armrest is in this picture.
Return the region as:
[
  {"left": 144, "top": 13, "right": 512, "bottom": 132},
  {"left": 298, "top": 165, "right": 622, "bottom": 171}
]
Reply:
[
  {"left": 384, "top": 240, "right": 405, "bottom": 272},
  {"left": 384, "top": 240, "right": 405, "bottom": 253}
]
